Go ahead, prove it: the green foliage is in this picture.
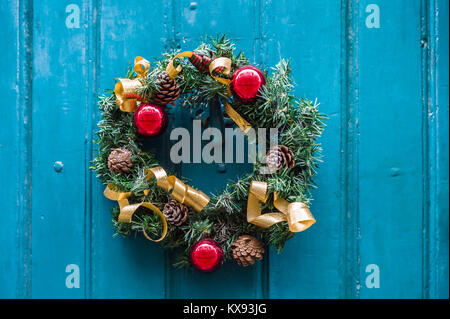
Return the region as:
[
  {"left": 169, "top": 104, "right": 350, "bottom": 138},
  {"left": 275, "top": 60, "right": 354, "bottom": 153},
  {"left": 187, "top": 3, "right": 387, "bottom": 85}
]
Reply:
[{"left": 92, "top": 35, "right": 327, "bottom": 268}]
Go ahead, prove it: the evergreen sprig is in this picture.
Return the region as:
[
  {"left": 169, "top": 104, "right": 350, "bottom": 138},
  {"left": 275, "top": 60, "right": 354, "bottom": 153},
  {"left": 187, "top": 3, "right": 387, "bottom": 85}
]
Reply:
[{"left": 92, "top": 35, "right": 327, "bottom": 268}]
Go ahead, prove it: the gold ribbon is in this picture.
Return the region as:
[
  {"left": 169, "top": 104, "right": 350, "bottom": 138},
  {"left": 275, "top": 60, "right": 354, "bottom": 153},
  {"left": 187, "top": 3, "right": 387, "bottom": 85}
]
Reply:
[
  {"left": 208, "top": 57, "right": 252, "bottom": 133},
  {"left": 223, "top": 101, "right": 252, "bottom": 133},
  {"left": 146, "top": 166, "right": 210, "bottom": 213},
  {"left": 247, "top": 181, "right": 315, "bottom": 232},
  {"left": 104, "top": 184, "right": 168, "bottom": 242},
  {"left": 114, "top": 56, "right": 150, "bottom": 112},
  {"left": 165, "top": 51, "right": 251, "bottom": 133},
  {"left": 208, "top": 57, "right": 231, "bottom": 84},
  {"left": 166, "top": 51, "right": 194, "bottom": 78}
]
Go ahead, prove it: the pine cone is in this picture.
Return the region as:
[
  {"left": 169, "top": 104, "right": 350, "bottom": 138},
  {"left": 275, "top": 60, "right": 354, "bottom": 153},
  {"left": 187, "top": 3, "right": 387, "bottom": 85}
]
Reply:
[
  {"left": 212, "top": 219, "right": 232, "bottom": 246},
  {"left": 151, "top": 71, "right": 181, "bottom": 105},
  {"left": 266, "top": 145, "right": 295, "bottom": 173},
  {"left": 107, "top": 148, "right": 133, "bottom": 174},
  {"left": 232, "top": 235, "right": 265, "bottom": 267},
  {"left": 163, "top": 199, "right": 189, "bottom": 226}
]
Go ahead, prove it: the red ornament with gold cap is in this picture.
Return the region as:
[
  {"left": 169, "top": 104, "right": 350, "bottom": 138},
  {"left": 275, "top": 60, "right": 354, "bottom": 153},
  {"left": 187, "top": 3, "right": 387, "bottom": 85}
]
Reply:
[
  {"left": 189, "top": 238, "right": 224, "bottom": 273},
  {"left": 230, "top": 65, "right": 266, "bottom": 104},
  {"left": 133, "top": 103, "right": 168, "bottom": 137}
]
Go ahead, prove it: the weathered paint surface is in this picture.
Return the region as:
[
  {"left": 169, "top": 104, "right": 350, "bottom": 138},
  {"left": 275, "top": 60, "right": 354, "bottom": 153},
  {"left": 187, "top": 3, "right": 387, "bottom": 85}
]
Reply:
[{"left": 0, "top": 0, "right": 448, "bottom": 299}]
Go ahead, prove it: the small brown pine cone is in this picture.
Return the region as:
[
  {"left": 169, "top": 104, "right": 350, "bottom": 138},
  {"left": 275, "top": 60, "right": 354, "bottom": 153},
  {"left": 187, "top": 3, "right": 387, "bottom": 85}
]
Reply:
[
  {"left": 212, "top": 219, "right": 232, "bottom": 246},
  {"left": 163, "top": 199, "right": 189, "bottom": 226},
  {"left": 151, "top": 71, "right": 181, "bottom": 105},
  {"left": 107, "top": 148, "right": 133, "bottom": 174},
  {"left": 265, "top": 145, "right": 295, "bottom": 173},
  {"left": 232, "top": 235, "right": 265, "bottom": 267}
]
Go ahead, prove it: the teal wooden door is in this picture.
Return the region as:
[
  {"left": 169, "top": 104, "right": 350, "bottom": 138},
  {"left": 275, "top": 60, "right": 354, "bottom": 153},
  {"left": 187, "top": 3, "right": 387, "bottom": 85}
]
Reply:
[{"left": 1, "top": 0, "right": 448, "bottom": 299}]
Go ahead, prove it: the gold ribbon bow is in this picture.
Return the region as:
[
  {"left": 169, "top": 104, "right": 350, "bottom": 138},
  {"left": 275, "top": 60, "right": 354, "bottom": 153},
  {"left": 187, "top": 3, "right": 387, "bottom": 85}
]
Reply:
[
  {"left": 114, "top": 56, "right": 150, "bottom": 112},
  {"left": 165, "top": 52, "right": 252, "bottom": 133},
  {"left": 146, "top": 166, "right": 210, "bottom": 213},
  {"left": 103, "top": 184, "right": 168, "bottom": 242},
  {"left": 247, "top": 181, "right": 316, "bottom": 232}
]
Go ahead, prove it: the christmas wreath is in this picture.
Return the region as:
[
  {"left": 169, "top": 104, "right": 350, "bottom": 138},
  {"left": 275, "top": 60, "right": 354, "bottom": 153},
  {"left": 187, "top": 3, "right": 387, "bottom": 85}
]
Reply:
[{"left": 92, "top": 36, "right": 326, "bottom": 272}]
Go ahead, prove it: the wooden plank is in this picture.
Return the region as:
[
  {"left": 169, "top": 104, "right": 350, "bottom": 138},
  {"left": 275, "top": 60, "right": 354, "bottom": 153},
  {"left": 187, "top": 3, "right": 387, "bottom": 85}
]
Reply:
[
  {"left": 357, "top": 0, "right": 424, "bottom": 298},
  {"left": 89, "top": 0, "right": 170, "bottom": 298},
  {"left": 0, "top": 0, "right": 445, "bottom": 299},
  {"left": 168, "top": 0, "right": 265, "bottom": 299},
  {"left": 260, "top": 0, "right": 343, "bottom": 298},
  {"left": 436, "top": 0, "right": 449, "bottom": 300},
  {"left": 0, "top": 0, "right": 32, "bottom": 299},
  {"left": 31, "top": 0, "right": 95, "bottom": 298}
]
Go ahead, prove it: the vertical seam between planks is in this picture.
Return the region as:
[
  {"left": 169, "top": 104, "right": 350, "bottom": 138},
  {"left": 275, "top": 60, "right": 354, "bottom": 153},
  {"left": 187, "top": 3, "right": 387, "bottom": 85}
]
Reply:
[
  {"left": 431, "top": 0, "right": 445, "bottom": 299},
  {"left": 339, "top": 0, "right": 360, "bottom": 299},
  {"left": 431, "top": 0, "right": 439, "bottom": 299},
  {"left": 435, "top": 0, "right": 450, "bottom": 299},
  {"left": 429, "top": 0, "right": 440, "bottom": 299},
  {"left": 94, "top": 0, "right": 102, "bottom": 299},
  {"left": 16, "top": 0, "right": 33, "bottom": 299},
  {"left": 83, "top": 0, "right": 90, "bottom": 299},
  {"left": 90, "top": 0, "right": 102, "bottom": 299},
  {"left": 420, "top": 0, "right": 429, "bottom": 299},
  {"left": 84, "top": 0, "right": 101, "bottom": 299},
  {"left": 420, "top": 0, "right": 439, "bottom": 299}
]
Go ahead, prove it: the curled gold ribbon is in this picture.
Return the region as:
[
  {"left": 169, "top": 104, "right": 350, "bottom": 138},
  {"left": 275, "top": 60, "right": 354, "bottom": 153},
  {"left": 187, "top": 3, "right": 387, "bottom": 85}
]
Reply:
[
  {"left": 104, "top": 184, "right": 168, "bottom": 242},
  {"left": 114, "top": 56, "right": 150, "bottom": 112},
  {"left": 247, "top": 181, "right": 316, "bottom": 232},
  {"left": 146, "top": 166, "right": 210, "bottom": 213},
  {"left": 209, "top": 57, "right": 231, "bottom": 84},
  {"left": 133, "top": 56, "right": 150, "bottom": 76},
  {"left": 166, "top": 51, "right": 194, "bottom": 78}
]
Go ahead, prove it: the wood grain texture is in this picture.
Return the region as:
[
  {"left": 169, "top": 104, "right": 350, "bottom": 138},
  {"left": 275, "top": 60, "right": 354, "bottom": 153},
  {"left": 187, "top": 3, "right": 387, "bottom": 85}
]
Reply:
[
  {"left": 0, "top": 0, "right": 447, "bottom": 299},
  {"left": 0, "top": 0, "right": 33, "bottom": 299},
  {"left": 90, "top": 0, "right": 169, "bottom": 299},
  {"left": 31, "top": 0, "right": 92, "bottom": 298},
  {"left": 423, "top": 0, "right": 449, "bottom": 299},
  {"left": 260, "top": 0, "right": 343, "bottom": 298},
  {"left": 340, "top": 0, "right": 360, "bottom": 298},
  {"left": 358, "top": 0, "right": 424, "bottom": 298},
  {"left": 435, "top": 0, "right": 449, "bottom": 299}
]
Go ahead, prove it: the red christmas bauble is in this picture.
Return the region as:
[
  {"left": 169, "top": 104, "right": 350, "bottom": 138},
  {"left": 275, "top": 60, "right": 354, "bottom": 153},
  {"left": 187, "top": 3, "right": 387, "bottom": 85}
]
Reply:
[
  {"left": 190, "top": 238, "right": 224, "bottom": 273},
  {"left": 134, "top": 103, "right": 168, "bottom": 137},
  {"left": 230, "top": 65, "right": 266, "bottom": 104}
]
